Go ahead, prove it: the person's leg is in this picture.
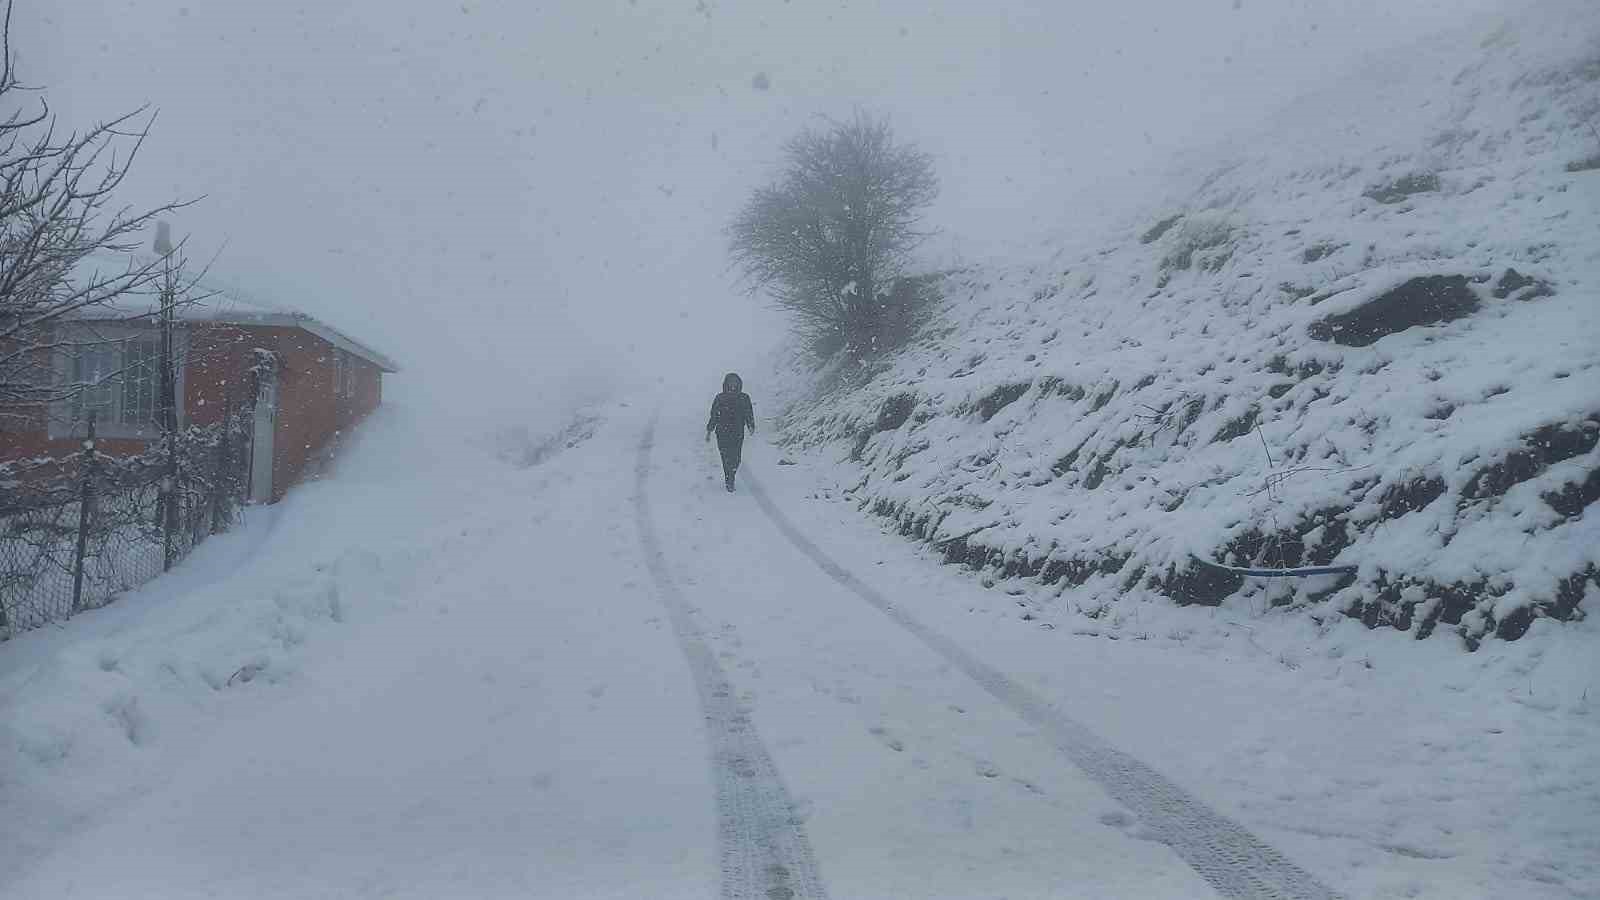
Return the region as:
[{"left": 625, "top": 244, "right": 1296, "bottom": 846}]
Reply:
[{"left": 716, "top": 434, "right": 737, "bottom": 491}]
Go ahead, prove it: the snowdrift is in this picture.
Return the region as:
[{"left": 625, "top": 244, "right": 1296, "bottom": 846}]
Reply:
[
  {"left": 777, "top": 2, "right": 1600, "bottom": 650},
  {"left": 0, "top": 403, "right": 609, "bottom": 882}
]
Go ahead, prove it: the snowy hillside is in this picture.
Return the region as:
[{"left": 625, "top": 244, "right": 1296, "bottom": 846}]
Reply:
[{"left": 776, "top": 1, "right": 1600, "bottom": 650}]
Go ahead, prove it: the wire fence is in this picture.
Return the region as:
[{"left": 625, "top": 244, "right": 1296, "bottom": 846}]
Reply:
[{"left": 0, "top": 409, "right": 251, "bottom": 639}]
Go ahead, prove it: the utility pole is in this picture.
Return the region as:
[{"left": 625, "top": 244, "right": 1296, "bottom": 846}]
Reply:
[{"left": 155, "top": 222, "right": 179, "bottom": 570}]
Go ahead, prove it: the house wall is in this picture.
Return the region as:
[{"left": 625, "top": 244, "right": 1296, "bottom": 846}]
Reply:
[
  {"left": 4, "top": 322, "right": 255, "bottom": 463},
  {"left": 355, "top": 354, "right": 382, "bottom": 413},
  {"left": 186, "top": 323, "right": 266, "bottom": 427},
  {"left": 251, "top": 325, "right": 383, "bottom": 502},
  {"left": 0, "top": 339, "right": 49, "bottom": 441},
  {"left": 2, "top": 323, "right": 387, "bottom": 504},
  {"left": 0, "top": 425, "right": 148, "bottom": 465},
  {"left": 1, "top": 384, "right": 95, "bottom": 460}
]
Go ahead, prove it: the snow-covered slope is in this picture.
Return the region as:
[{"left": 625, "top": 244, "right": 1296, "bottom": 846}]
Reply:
[{"left": 776, "top": 0, "right": 1600, "bottom": 650}]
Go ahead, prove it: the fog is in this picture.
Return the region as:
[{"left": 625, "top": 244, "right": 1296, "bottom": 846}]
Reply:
[{"left": 22, "top": 0, "right": 1514, "bottom": 428}]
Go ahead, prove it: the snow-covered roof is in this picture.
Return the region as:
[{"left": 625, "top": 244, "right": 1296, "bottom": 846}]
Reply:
[{"left": 67, "top": 256, "right": 399, "bottom": 373}]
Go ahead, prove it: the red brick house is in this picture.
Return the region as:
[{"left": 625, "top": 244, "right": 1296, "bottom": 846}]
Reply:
[{"left": 1, "top": 288, "right": 397, "bottom": 503}]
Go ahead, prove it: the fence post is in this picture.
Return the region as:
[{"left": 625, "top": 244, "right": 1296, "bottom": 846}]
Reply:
[
  {"left": 162, "top": 443, "right": 177, "bottom": 572},
  {"left": 211, "top": 399, "right": 231, "bottom": 535},
  {"left": 71, "top": 413, "right": 97, "bottom": 614}
]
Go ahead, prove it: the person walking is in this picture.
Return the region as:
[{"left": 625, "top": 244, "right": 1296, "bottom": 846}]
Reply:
[{"left": 706, "top": 372, "right": 756, "bottom": 492}]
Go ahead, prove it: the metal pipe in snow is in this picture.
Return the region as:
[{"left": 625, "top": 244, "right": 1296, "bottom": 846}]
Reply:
[{"left": 1190, "top": 554, "right": 1359, "bottom": 578}]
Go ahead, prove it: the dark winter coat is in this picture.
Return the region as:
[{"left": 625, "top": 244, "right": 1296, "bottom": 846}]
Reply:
[{"left": 706, "top": 390, "right": 755, "bottom": 440}]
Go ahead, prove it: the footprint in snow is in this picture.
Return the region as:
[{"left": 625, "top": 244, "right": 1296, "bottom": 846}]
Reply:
[
  {"left": 868, "top": 726, "right": 905, "bottom": 752},
  {"left": 1012, "top": 777, "right": 1046, "bottom": 796},
  {"left": 1099, "top": 810, "right": 1134, "bottom": 829}
]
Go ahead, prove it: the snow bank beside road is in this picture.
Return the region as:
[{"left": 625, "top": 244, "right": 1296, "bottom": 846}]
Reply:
[{"left": 0, "top": 402, "right": 608, "bottom": 891}]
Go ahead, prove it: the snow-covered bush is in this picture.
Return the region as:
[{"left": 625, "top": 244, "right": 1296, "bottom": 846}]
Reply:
[
  {"left": 1362, "top": 171, "right": 1441, "bottom": 204},
  {"left": 1157, "top": 213, "right": 1237, "bottom": 274}
]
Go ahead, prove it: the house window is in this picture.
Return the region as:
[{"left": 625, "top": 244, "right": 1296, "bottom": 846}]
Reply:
[
  {"left": 70, "top": 344, "right": 120, "bottom": 423},
  {"left": 69, "top": 338, "right": 160, "bottom": 429},
  {"left": 331, "top": 350, "right": 359, "bottom": 400},
  {"left": 55, "top": 329, "right": 177, "bottom": 439},
  {"left": 337, "top": 351, "right": 358, "bottom": 400},
  {"left": 120, "top": 337, "right": 160, "bottom": 427}
]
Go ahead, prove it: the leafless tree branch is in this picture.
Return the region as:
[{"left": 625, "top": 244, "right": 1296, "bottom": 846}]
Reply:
[
  {"left": 0, "top": 1, "right": 198, "bottom": 428},
  {"left": 728, "top": 111, "right": 939, "bottom": 361}
]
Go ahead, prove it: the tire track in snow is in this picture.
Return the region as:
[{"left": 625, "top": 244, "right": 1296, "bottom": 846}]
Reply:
[
  {"left": 746, "top": 474, "right": 1339, "bottom": 900},
  {"left": 634, "top": 421, "right": 830, "bottom": 900}
]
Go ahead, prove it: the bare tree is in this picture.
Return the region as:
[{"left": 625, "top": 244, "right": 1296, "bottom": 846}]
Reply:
[
  {"left": 0, "top": 0, "right": 189, "bottom": 430},
  {"left": 729, "top": 112, "right": 938, "bottom": 361}
]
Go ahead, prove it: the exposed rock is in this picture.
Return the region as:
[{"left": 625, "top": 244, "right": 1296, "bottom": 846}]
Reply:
[
  {"left": 1363, "top": 172, "right": 1441, "bottom": 204},
  {"left": 1308, "top": 275, "right": 1479, "bottom": 346}
]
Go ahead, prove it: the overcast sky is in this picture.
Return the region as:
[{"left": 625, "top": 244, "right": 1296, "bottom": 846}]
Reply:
[{"left": 19, "top": 0, "right": 1519, "bottom": 423}]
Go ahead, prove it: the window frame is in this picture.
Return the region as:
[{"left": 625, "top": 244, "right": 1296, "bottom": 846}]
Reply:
[
  {"left": 335, "top": 349, "right": 357, "bottom": 401},
  {"left": 49, "top": 322, "right": 187, "bottom": 441},
  {"left": 117, "top": 335, "right": 161, "bottom": 429}
]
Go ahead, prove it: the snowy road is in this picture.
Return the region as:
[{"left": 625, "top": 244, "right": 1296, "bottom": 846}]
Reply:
[
  {"left": 636, "top": 409, "right": 1336, "bottom": 900},
  {"left": 741, "top": 466, "right": 1333, "bottom": 900},
  {"left": 633, "top": 421, "right": 829, "bottom": 900},
  {"left": 629, "top": 411, "right": 1219, "bottom": 898},
  {"left": 5, "top": 403, "right": 1596, "bottom": 898}
]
